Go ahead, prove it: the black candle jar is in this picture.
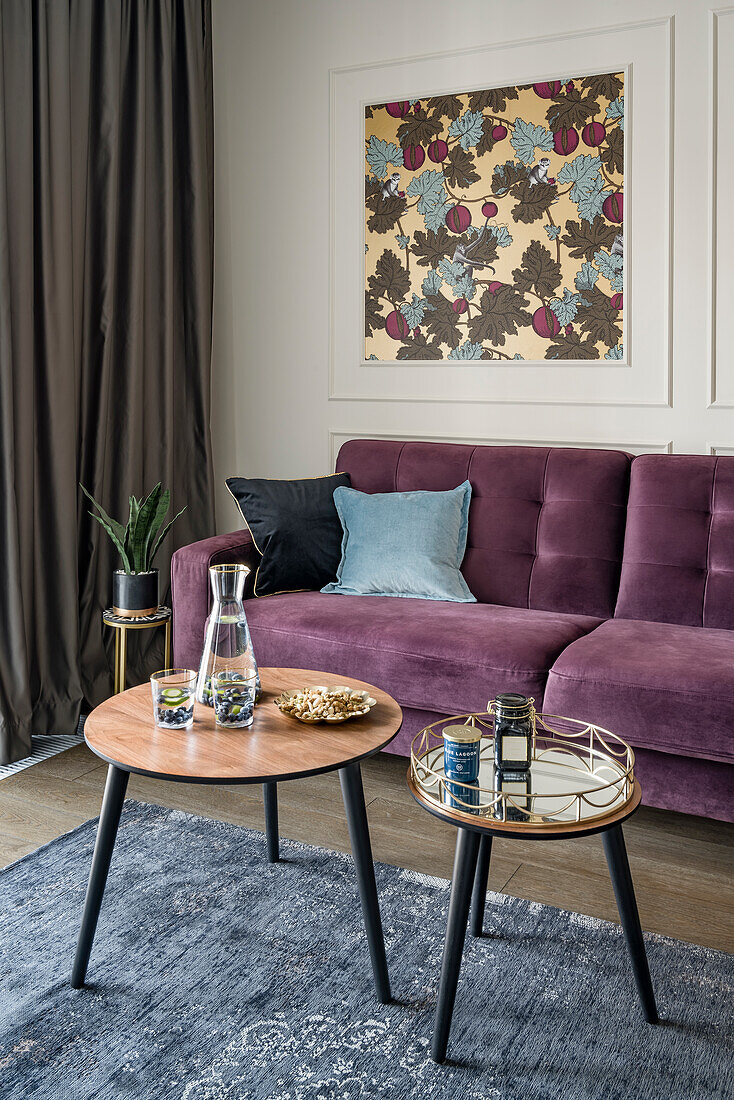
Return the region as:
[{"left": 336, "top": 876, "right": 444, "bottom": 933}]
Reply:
[{"left": 492, "top": 693, "right": 534, "bottom": 771}]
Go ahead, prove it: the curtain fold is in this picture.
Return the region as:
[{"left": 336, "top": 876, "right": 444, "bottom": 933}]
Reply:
[{"left": 0, "top": 0, "right": 215, "bottom": 763}]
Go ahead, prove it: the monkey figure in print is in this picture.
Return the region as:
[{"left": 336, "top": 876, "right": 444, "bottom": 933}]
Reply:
[
  {"left": 611, "top": 232, "right": 623, "bottom": 257},
  {"left": 527, "top": 157, "right": 550, "bottom": 187},
  {"left": 452, "top": 225, "right": 496, "bottom": 277},
  {"left": 380, "top": 173, "right": 401, "bottom": 201}
]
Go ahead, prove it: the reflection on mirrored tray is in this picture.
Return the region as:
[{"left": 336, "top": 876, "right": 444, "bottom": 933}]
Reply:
[{"left": 424, "top": 742, "right": 631, "bottom": 823}]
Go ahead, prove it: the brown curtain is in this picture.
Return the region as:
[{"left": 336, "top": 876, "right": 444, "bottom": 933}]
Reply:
[{"left": 0, "top": 0, "right": 216, "bottom": 764}]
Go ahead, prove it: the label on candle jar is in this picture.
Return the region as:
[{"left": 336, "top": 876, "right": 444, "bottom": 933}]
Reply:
[
  {"left": 443, "top": 727, "right": 481, "bottom": 784},
  {"left": 500, "top": 734, "right": 529, "bottom": 763}
]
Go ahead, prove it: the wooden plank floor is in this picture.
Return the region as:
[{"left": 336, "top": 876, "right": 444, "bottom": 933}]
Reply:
[{"left": 1, "top": 744, "right": 732, "bottom": 952}]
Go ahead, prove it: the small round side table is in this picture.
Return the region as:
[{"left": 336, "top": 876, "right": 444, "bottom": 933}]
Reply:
[
  {"left": 102, "top": 606, "right": 172, "bottom": 694},
  {"left": 408, "top": 711, "right": 658, "bottom": 1064}
]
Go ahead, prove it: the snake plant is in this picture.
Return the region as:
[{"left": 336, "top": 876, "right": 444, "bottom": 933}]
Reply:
[{"left": 81, "top": 483, "right": 186, "bottom": 574}]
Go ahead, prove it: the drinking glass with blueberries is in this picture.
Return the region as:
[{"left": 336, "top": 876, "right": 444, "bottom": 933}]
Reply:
[
  {"left": 150, "top": 669, "right": 197, "bottom": 730},
  {"left": 212, "top": 668, "right": 257, "bottom": 728}
]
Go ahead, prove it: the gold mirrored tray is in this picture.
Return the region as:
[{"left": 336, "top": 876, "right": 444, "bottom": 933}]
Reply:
[
  {"left": 410, "top": 711, "right": 635, "bottom": 828},
  {"left": 273, "top": 685, "right": 378, "bottom": 724}
]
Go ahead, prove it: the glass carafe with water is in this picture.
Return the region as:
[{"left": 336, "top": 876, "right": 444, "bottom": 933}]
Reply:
[{"left": 196, "top": 564, "right": 261, "bottom": 707}]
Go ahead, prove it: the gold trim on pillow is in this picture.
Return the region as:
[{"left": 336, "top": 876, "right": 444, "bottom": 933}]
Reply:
[{"left": 225, "top": 473, "right": 348, "bottom": 598}]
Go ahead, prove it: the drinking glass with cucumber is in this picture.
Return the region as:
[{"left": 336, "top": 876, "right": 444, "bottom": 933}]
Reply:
[{"left": 150, "top": 670, "right": 197, "bottom": 730}]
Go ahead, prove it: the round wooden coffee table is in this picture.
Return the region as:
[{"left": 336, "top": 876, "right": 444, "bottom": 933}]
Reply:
[{"left": 72, "top": 667, "right": 402, "bottom": 1001}]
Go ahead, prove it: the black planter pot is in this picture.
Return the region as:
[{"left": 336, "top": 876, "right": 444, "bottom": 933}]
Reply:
[{"left": 112, "top": 570, "right": 159, "bottom": 618}]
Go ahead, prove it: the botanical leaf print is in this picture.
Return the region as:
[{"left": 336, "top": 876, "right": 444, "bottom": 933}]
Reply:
[
  {"left": 581, "top": 73, "right": 623, "bottom": 102},
  {"left": 395, "top": 330, "right": 443, "bottom": 359},
  {"left": 444, "top": 146, "right": 481, "bottom": 188},
  {"left": 546, "top": 329, "right": 600, "bottom": 359},
  {"left": 512, "top": 241, "right": 562, "bottom": 300},
  {"left": 368, "top": 249, "right": 410, "bottom": 303},
  {"left": 448, "top": 110, "right": 484, "bottom": 151},
  {"left": 448, "top": 340, "right": 484, "bottom": 359},
  {"left": 365, "top": 72, "right": 624, "bottom": 359},
  {"left": 426, "top": 94, "right": 464, "bottom": 121},
  {"left": 366, "top": 190, "right": 407, "bottom": 234},
  {"left": 421, "top": 269, "right": 442, "bottom": 296},
  {"left": 574, "top": 261, "right": 599, "bottom": 291},
  {"left": 399, "top": 293, "right": 436, "bottom": 329},
  {"left": 576, "top": 286, "right": 622, "bottom": 347},
  {"left": 593, "top": 248, "right": 623, "bottom": 287},
  {"left": 557, "top": 154, "right": 602, "bottom": 203},
  {"left": 468, "top": 86, "right": 519, "bottom": 114},
  {"left": 606, "top": 96, "right": 624, "bottom": 130},
  {"left": 561, "top": 217, "right": 618, "bottom": 262},
  {"left": 492, "top": 159, "right": 527, "bottom": 196},
  {"left": 511, "top": 180, "right": 559, "bottom": 225},
  {"left": 600, "top": 125, "right": 624, "bottom": 175},
  {"left": 423, "top": 292, "right": 462, "bottom": 345},
  {"left": 510, "top": 117, "right": 555, "bottom": 164},
  {"left": 396, "top": 109, "right": 443, "bottom": 147},
  {"left": 365, "top": 137, "right": 403, "bottom": 178},
  {"left": 453, "top": 273, "right": 477, "bottom": 301},
  {"left": 475, "top": 116, "right": 499, "bottom": 157},
  {"left": 548, "top": 288, "right": 591, "bottom": 326},
  {"left": 576, "top": 176, "right": 612, "bottom": 224},
  {"left": 365, "top": 295, "right": 384, "bottom": 337},
  {"left": 487, "top": 224, "right": 513, "bottom": 249},
  {"left": 406, "top": 169, "right": 452, "bottom": 233},
  {"left": 412, "top": 227, "right": 456, "bottom": 268},
  {"left": 546, "top": 87, "right": 599, "bottom": 132},
  {"left": 467, "top": 285, "right": 533, "bottom": 347}
]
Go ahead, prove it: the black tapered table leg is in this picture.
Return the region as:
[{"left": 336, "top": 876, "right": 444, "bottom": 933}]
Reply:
[
  {"left": 470, "top": 834, "right": 492, "bottom": 937},
  {"left": 71, "top": 765, "right": 129, "bottom": 988},
  {"left": 263, "top": 782, "right": 279, "bottom": 863},
  {"left": 602, "top": 824, "right": 658, "bottom": 1023},
  {"left": 432, "top": 827, "right": 481, "bottom": 1063},
  {"left": 339, "top": 762, "right": 391, "bottom": 1004}
]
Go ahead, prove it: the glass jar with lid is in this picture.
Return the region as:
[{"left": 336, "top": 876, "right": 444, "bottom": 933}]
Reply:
[{"left": 491, "top": 693, "right": 534, "bottom": 771}]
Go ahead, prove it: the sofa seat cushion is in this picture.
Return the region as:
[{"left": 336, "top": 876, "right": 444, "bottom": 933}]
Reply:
[
  {"left": 245, "top": 592, "right": 602, "bottom": 716},
  {"left": 544, "top": 618, "right": 734, "bottom": 764}
]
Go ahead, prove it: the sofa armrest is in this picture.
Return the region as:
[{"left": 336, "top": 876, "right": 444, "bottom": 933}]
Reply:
[{"left": 171, "top": 529, "right": 259, "bottom": 669}]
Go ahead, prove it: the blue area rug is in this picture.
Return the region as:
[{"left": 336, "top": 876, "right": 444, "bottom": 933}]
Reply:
[{"left": 0, "top": 802, "right": 732, "bottom": 1099}]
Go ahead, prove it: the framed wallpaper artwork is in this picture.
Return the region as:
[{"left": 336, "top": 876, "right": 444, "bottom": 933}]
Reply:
[{"left": 364, "top": 74, "right": 624, "bottom": 362}]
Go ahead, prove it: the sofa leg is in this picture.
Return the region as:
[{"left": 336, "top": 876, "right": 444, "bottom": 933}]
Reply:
[{"left": 263, "top": 782, "right": 279, "bottom": 862}]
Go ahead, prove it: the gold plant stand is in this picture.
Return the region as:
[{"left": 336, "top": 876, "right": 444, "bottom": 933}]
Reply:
[{"left": 102, "top": 606, "right": 172, "bottom": 694}]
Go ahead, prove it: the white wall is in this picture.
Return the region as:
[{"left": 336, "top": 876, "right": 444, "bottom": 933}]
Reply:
[{"left": 211, "top": 0, "right": 734, "bottom": 531}]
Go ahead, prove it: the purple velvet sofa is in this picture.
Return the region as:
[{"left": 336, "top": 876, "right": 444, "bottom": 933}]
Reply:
[{"left": 172, "top": 441, "right": 734, "bottom": 823}]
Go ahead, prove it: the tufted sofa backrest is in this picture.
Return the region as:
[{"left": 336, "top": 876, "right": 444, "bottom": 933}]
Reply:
[
  {"left": 336, "top": 439, "right": 631, "bottom": 618},
  {"left": 615, "top": 454, "right": 734, "bottom": 628}
]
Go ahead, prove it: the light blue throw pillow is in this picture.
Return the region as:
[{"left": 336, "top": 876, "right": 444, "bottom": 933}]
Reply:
[{"left": 321, "top": 481, "right": 476, "bottom": 602}]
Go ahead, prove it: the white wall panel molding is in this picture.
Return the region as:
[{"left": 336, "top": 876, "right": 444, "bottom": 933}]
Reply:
[{"left": 709, "top": 8, "right": 734, "bottom": 407}]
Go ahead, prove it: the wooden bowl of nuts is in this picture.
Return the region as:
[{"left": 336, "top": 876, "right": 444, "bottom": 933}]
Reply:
[{"left": 273, "top": 685, "right": 377, "bottom": 724}]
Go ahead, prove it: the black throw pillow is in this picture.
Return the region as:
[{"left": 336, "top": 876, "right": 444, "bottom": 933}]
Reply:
[{"left": 225, "top": 473, "right": 351, "bottom": 597}]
